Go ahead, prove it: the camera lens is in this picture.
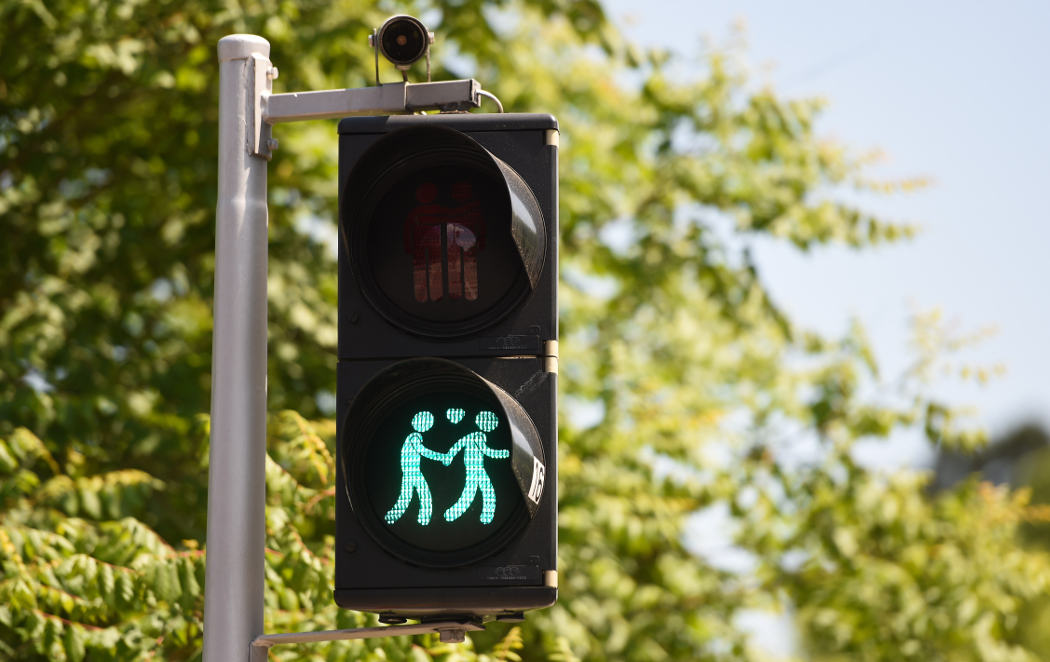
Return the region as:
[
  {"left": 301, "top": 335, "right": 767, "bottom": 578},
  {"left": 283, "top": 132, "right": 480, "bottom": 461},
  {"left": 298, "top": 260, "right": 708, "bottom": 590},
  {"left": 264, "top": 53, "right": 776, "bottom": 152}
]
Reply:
[{"left": 378, "top": 16, "right": 429, "bottom": 67}]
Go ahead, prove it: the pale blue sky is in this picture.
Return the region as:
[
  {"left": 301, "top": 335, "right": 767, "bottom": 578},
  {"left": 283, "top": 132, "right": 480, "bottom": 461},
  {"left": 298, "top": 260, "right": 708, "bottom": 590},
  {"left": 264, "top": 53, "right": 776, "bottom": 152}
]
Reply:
[{"left": 605, "top": 0, "right": 1050, "bottom": 468}]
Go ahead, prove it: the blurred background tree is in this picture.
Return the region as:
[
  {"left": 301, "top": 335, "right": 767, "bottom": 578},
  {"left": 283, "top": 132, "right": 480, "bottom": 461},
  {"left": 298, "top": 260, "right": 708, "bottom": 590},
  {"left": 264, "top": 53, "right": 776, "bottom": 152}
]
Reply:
[
  {"left": 2, "top": 0, "right": 1049, "bottom": 660},
  {"left": 928, "top": 421, "right": 1050, "bottom": 661}
]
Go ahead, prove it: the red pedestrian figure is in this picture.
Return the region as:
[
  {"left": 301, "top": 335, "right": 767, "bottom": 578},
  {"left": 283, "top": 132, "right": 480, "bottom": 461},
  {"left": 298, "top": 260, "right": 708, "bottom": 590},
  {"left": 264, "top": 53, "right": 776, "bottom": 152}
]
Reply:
[
  {"left": 403, "top": 182, "right": 447, "bottom": 302},
  {"left": 445, "top": 180, "right": 485, "bottom": 301}
]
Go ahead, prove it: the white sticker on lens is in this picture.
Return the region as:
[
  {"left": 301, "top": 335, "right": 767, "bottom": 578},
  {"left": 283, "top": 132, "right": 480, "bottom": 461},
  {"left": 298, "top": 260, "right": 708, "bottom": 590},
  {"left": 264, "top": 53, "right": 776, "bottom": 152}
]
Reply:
[{"left": 527, "top": 457, "right": 545, "bottom": 504}]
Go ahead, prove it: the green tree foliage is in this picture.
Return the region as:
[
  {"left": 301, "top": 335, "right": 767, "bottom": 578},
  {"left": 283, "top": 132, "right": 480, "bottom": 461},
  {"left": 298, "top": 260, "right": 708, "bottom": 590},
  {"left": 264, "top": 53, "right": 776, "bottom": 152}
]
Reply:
[
  {"left": 930, "top": 422, "right": 1050, "bottom": 660},
  {"left": 0, "top": 427, "right": 203, "bottom": 660},
  {"left": 3, "top": 0, "right": 1049, "bottom": 659}
]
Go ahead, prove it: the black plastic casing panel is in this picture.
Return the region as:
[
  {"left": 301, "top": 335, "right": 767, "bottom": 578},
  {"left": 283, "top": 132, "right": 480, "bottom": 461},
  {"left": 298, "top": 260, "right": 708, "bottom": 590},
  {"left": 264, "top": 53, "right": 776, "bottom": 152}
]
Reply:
[
  {"left": 337, "top": 113, "right": 558, "bottom": 360},
  {"left": 335, "top": 113, "right": 558, "bottom": 618}
]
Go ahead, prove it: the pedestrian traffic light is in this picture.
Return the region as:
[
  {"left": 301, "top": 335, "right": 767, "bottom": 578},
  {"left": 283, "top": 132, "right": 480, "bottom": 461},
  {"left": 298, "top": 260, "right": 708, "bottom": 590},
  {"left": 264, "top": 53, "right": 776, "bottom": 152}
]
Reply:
[{"left": 335, "top": 113, "right": 558, "bottom": 620}]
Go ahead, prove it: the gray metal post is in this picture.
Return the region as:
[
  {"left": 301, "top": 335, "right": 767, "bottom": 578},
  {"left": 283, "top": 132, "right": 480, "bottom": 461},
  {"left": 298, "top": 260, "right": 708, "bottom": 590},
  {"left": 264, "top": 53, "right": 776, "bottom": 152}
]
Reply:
[
  {"left": 204, "top": 28, "right": 486, "bottom": 659},
  {"left": 204, "top": 34, "right": 272, "bottom": 662}
]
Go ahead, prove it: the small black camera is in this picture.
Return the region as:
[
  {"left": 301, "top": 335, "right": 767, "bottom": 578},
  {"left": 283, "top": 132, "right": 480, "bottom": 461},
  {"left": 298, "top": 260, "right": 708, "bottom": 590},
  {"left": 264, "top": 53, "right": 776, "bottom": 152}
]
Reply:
[{"left": 373, "top": 15, "right": 433, "bottom": 69}]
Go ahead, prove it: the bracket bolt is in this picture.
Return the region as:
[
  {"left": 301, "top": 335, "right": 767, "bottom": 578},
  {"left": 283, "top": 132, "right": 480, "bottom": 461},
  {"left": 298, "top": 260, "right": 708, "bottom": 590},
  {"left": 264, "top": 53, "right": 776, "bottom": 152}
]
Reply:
[
  {"left": 267, "top": 66, "right": 279, "bottom": 80},
  {"left": 437, "top": 628, "right": 466, "bottom": 644},
  {"left": 266, "top": 138, "right": 279, "bottom": 152}
]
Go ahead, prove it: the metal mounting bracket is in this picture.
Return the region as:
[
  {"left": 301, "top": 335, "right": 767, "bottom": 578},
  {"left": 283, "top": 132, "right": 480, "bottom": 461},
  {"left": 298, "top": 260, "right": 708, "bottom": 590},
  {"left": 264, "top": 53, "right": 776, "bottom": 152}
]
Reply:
[
  {"left": 248, "top": 619, "right": 485, "bottom": 661},
  {"left": 247, "top": 52, "right": 481, "bottom": 160},
  {"left": 249, "top": 53, "right": 276, "bottom": 158}
]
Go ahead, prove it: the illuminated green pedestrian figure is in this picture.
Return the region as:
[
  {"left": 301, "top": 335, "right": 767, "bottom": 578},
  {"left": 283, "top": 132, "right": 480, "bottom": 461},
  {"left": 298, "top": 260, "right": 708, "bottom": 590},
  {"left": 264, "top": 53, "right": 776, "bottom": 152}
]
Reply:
[
  {"left": 384, "top": 411, "right": 452, "bottom": 526},
  {"left": 444, "top": 411, "right": 509, "bottom": 524}
]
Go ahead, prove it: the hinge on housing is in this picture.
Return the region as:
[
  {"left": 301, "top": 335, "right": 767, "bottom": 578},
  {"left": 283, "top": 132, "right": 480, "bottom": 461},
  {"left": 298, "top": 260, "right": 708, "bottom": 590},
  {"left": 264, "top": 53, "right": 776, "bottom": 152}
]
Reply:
[{"left": 544, "top": 340, "right": 558, "bottom": 374}]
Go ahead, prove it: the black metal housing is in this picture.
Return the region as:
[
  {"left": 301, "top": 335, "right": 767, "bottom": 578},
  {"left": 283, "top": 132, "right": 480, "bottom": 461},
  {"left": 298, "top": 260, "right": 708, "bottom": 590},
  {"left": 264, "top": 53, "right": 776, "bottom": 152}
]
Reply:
[{"left": 335, "top": 113, "right": 558, "bottom": 619}]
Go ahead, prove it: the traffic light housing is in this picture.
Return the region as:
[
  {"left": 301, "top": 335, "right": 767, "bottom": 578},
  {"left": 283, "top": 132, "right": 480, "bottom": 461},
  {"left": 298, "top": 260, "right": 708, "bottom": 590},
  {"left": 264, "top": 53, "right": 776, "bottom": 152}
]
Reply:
[{"left": 335, "top": 113, "right": 558, "bottom": 620}]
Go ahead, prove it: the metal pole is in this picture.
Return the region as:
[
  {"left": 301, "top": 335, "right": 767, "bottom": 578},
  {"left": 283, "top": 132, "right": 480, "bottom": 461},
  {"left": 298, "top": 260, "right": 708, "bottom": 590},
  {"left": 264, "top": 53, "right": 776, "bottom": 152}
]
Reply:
[
  {"left": 202, "top": 30, "right": 484, "bottom": 659},
  {"left": 204, "top": 34, "right": 272, "bottom": 662}
]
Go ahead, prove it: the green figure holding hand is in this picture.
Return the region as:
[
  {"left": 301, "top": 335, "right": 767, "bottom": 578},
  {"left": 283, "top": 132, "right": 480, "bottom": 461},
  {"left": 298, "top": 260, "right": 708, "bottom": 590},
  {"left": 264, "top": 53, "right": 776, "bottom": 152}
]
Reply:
[
  {"left": 384, "top": 411, "right": 452, "bottom": 526},
  {"left": 444, "top": 410, "right": 510, "bottom": 524}
]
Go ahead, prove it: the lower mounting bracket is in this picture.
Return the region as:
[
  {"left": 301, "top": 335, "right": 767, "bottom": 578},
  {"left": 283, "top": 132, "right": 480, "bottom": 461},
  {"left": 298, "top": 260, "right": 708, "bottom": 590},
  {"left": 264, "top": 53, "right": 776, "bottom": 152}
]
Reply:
[{"left": 249, "top": 619, "right": 485, "bottom": 661}]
